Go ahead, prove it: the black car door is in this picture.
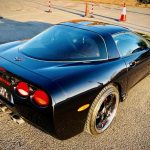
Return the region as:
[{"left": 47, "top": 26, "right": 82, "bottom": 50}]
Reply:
[{"left": 113, "top": 32, "right": 150, "bottom": 89}]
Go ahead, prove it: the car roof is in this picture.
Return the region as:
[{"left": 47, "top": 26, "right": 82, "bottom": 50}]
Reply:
[{"left": 59, "top": 19, "right": 130, "bottom": 35}]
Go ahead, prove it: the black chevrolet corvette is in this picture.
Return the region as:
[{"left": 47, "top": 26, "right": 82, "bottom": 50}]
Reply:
[{"left": 0, "top": 20, "right": 150, "bottom": 139}]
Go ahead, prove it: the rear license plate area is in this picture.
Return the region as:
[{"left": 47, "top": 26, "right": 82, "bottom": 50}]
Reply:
[{"left": 0, "top": 86, "right": 14, "bottom": 104}]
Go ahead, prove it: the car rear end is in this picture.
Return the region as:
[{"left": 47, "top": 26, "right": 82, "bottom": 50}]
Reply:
[{"left": 0, "top": 57, "right": 58, "bottom": 136}]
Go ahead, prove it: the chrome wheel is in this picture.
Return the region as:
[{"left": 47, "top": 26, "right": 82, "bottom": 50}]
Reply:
[
  {"left": 85, "top": 84, "right": 119, "bottom": 135},
  {"left": 95, "top": 94, "right": 118, "bottom": 133}
]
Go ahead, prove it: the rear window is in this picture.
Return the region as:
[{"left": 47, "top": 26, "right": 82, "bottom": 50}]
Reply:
[{"left": 20, "top": 25, "right": 107, "bottom": 61}]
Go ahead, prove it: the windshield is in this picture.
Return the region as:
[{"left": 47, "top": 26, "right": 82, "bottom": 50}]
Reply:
[{"left": 20, "top": 25, "right": 107, "bottom": 61}]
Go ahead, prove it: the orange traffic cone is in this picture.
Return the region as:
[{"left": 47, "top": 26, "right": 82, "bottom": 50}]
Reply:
[{"left": 119, "top": 3, "right": 126, "bottom": 21}]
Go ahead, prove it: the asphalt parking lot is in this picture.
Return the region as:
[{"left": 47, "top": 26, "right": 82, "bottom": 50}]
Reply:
[{"left": 0, "top": 0, "right": 150, "bottom": 149}]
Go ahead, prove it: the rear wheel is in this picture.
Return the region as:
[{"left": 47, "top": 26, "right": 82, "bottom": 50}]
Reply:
[{"left": 85, "top": 84, "right": 119, "bottom": 135}]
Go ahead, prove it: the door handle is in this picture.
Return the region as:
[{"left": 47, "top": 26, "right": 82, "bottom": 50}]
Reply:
[{"left": 129, "top": 61, "right": 137, "bottom": 67}]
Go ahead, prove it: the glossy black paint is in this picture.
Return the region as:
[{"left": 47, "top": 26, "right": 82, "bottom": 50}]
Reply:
[{"left": 0, "top": 20, "right": 150, "bottom": 139}]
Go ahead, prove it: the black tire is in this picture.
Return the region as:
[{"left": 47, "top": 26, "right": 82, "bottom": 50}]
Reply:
[{"left": 85, "top": 84, "right": 119, "bottom": 135}]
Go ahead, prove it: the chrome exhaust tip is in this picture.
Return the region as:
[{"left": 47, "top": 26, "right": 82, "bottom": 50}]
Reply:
[
  {"left": 10, "top": 112, "right": 25, "bottom": 124},
  {"left": 0, "top": 101, "right": 25, "bottom": 124}
]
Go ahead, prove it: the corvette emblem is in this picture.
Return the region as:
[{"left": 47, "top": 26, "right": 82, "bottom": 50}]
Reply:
[{"left": 14, "top": 57, "right": 22, "bottom": 61}]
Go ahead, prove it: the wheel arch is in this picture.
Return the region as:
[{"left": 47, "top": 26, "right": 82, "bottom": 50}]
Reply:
[{"left": 112, "top": 82, "right": 126, "bottom": 102}]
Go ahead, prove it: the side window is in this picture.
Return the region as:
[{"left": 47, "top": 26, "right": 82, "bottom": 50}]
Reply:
[{"left": 113, "top": 32, "right": 149, "bottom": 57}]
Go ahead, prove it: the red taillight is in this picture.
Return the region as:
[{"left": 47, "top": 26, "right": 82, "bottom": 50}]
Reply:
[
  {"left": 0, "top": 77, "right": 11, "bottom": 86},
  {"left": 0, "top": 67, "right": 6, "bottom": 72},
  {"left": 32, "top": 90, "right": 49, "bottom": 107},
  {"left": 16, "top": 82, "right": 29, "bottom": 97}
]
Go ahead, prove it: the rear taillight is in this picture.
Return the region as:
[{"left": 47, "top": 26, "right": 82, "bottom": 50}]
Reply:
[
  {"left": 0, "top": 67, "right": 6, "bottom": 76},
  {"left": 16, "top": 81, "right": 50, "bottom": 107},
  {"left": 0, "top": 67, "right": 6, "bottom": 72},
  {"left": 32, "top": 90, "right": 49, "bottom": 107},
  {"left": 16, "top": 82, "right": 29, "bottom": 97}
]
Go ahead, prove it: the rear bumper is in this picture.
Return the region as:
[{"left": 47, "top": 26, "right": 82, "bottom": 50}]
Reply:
[
  {"left": 15, "top": 97, "right": 55, "bottom": 135},
  {"left": 0, "top": 94, "right": 55, "bottom": 135}
]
